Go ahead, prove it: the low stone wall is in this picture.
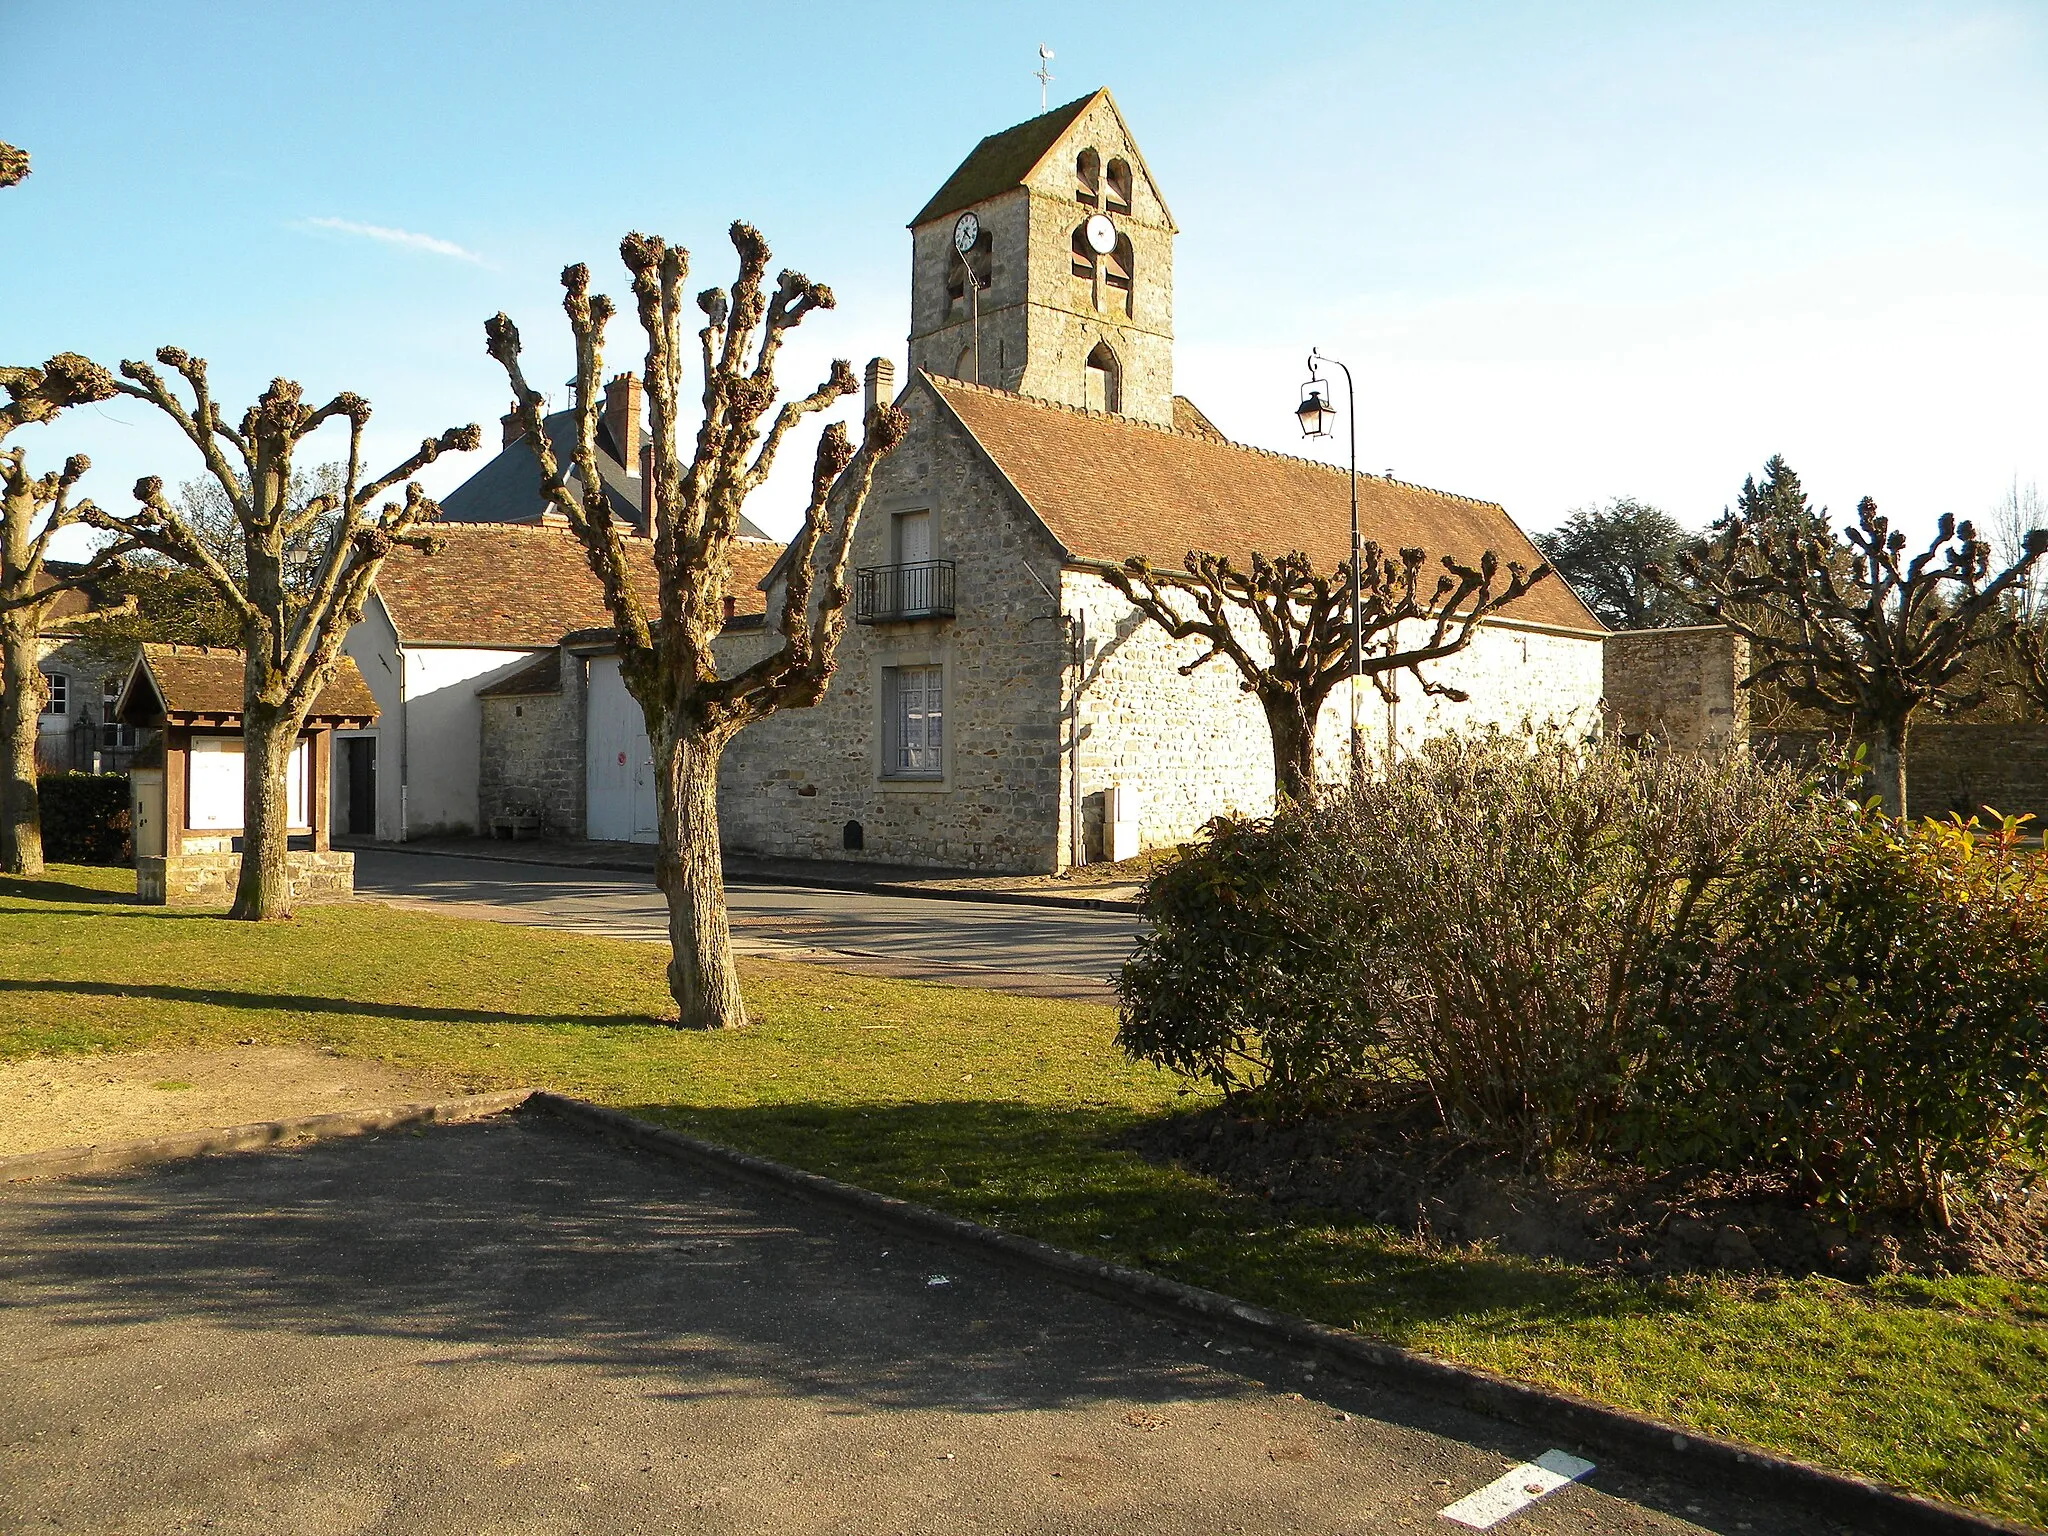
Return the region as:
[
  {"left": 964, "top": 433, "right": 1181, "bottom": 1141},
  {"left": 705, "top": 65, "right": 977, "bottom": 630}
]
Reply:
[
  {"left": 136, "top": 850, "right": 356, "bottom": 907},
  {"left": 1755, "top": 723, "right": 2048, "bottom": 822},
  {"left": 1603, "top": 626, "right": 1748, "bottom": 750}
]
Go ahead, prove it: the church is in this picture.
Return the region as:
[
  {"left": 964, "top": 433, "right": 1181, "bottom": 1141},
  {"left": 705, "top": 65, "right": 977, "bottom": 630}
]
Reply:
[{"left": 335, "top": 89, "right": 1638, "bottom": 871}]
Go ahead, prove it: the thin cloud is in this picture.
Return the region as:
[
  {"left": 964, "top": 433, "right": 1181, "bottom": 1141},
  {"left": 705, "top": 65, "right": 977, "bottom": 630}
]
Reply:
[{"left": 303, "top": 216, "right": 486, "bottom": 265}]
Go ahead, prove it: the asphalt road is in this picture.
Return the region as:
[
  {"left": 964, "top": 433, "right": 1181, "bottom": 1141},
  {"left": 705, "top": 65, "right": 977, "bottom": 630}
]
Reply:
[
  {"left": 354, "top": 850, "right": 1142, "bottom": 1002},
  {"left": 0, "top": 1115, "right": 1823, "bottom": 1535}
]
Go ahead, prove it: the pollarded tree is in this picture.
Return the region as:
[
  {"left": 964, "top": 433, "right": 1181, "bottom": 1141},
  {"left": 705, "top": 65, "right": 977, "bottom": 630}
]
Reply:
[
  {"left": 81, "top": 353, "right": 479, "bottom": 918},
  {"left": 484, "top": 226, "right": 907, "bottom": 1030},
  {"left": 1667, "top": 495, "right": 2047, "bottom": 818},
  {"left": 0, "top": 142, "right": 29, "bottom": 189},
  {"left": 0, "top": 353, "right": 129, "bottom": 875},
  {"left": 1101, "top": 545, "right": 1550, "bottom": 805}
]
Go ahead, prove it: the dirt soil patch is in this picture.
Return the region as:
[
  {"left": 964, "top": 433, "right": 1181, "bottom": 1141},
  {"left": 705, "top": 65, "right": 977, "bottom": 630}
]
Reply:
[
  {"left": 1123, "top": 1100, "right": 2048, "bottom": 1281},
  {"left": 0, "top": 1046, "right": 463, "bottom": 1159}
]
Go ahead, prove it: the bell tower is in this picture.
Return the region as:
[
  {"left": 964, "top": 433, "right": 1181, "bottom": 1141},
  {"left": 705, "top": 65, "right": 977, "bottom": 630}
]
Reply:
[{"left": 906, "top": 89, "right": 1177, "bottom": 427}]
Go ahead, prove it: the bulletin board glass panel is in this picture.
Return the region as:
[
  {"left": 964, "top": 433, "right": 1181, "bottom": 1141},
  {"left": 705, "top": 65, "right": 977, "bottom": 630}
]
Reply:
[{"left": 185, "top": 737, "right": 310, "bottom": 830}]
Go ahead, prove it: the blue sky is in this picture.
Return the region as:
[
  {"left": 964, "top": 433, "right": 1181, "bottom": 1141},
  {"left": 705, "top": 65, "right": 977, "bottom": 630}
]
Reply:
[{"left": 7, "top": 2, "right": 2044, "bottom": 553}]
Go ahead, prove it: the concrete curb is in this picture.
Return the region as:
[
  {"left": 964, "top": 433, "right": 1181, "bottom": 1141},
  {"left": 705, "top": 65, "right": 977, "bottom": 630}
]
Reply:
[
  {"left": 0, "top": 1089, "right": 535, "bottom": 1184},
  {"left": 348, "top": 838, "right": 1144, "bottom": 914},
  {"left": 527, "top": 1092, "right": 2034, "bottom": 1536}
]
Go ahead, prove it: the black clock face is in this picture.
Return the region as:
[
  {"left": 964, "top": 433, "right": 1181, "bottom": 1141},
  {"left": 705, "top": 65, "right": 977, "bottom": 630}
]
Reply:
[{"left": 953, "top": 212, "right": 980, "bottom": 255}]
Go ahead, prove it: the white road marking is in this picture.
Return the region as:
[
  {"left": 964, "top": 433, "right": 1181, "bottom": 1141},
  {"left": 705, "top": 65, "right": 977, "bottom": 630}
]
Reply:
[{"left": 1439, "top": 1450, "right": 1596, "bottom": 1528}]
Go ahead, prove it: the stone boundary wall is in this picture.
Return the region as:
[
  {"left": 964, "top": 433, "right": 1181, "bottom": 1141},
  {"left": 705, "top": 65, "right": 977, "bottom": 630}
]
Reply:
[
  {"left": 1756, "top": 723, "right": 2048, "bottom": 823},
  {"left": 136, "top": 850, "right": 355, "bottom": 906},
  {"left": 1602, "top": 626, "right": 1747, "bottom": 751}
]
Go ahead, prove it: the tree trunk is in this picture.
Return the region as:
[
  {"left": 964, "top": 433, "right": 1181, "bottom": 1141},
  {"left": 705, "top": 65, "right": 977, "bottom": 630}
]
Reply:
[
  {"left": 1264, "top": 695, "right": 1317, "bottom": 808},
  {"left": 654, "top": 722, "right": 746, "bottom": 1029},
  {"left": 230, "top": 703, "right": 299, "bottom": 920},
  {"left": 0, "top": 628, "right": 45, "bottom": 877},
  {"left": 1866, "top": 716, "right": 1911, "bottom": 821}
]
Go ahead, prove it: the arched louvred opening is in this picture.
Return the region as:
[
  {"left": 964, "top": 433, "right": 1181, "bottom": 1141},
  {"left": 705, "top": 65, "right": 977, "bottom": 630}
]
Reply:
[
  {"left": 1104, "top": 232, "right": 1134, "bottom": 317},
  {"left": 1070, "top": 222, "right": 1096, "bottom": 281},
  {"left": 1084, "top": 341, "right": 1121, "bottom": 414},
  {"left": 1075, "top": 148, "right": 1101, "bottom": 207},
  {"left": 955, "top": 346, "right": 975, "bottom": 382},
  {"left": 1105, "top": 157, "right": 1133, "bottom": 216},
  {"left": 945, "top": 228, "right": 994, "bottom": 318}
]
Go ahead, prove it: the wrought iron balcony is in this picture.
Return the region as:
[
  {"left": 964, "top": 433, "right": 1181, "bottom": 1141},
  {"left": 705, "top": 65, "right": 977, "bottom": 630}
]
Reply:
[{"left": 856, "top": 560, "right": 956, "bottom": 623}]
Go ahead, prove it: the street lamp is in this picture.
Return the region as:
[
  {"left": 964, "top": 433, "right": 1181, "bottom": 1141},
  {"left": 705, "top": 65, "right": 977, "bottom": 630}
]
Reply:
[{"left": 1297, "top": 349, "right": 1366, "bottom": 779}]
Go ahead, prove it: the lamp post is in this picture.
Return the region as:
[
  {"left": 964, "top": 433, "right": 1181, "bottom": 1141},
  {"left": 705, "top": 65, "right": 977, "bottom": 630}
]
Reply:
[{"left": 1297, "top": 349, "right": 1365, "bottom": 779}]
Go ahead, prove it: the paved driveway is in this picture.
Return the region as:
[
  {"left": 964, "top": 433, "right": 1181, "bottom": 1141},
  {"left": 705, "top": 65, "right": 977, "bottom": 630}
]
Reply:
[
  {"left": 0, "top": 1116, "right": 1823, "bottom": 1535},
  {"left": 355, "top": 850, "right": 1141, "bottom": 1001}
]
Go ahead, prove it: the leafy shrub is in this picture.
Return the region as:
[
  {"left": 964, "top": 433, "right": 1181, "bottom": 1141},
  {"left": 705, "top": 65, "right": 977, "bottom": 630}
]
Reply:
[
  {"left": 1116, "top": 810, "right": 1392, "bottom": 1098},
  {"left": 1652, "top": 808, "right": 2048, "bottom": 1225},
  {"left": 38, "top": 772, "right": 131, "bottom": 865}
]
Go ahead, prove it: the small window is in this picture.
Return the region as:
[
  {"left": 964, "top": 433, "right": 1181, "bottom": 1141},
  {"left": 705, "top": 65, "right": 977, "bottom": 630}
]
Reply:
[
  {"left": 882, "top": 665, "right": 944, "bottom": 780},
  {"left": 1084, "top": 341, "right": 1121, "bottom": 414},
  {"left": 1105, "top": 157, "right": 1133, "bottom": 215},
  {"left": 843, "top": 819, "right": 864, "bottom": 851},
  {"left": 1075, "top": 148, "right": 1101, "bottom": 207},
  {"left": 101, "top": 682, "right": 136, "bottom": 749},
  {"left": 40, "top": 672, "right": 67, "bottom": 717}
]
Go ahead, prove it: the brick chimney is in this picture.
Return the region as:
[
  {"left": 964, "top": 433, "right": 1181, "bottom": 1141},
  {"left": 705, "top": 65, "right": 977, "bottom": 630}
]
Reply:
[
  {"left": 602, "top": 372, "right": 642, "bottom": 468},
  {"left": 863, "top": 357, "right": 895, "bottom": 421},
  {"left": 501, "top": 408, "right": 525, "bottom": 449}
]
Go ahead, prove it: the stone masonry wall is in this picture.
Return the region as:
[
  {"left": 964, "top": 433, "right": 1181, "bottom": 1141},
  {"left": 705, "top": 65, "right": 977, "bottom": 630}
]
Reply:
[
  {"left": 716, "top": 387, "right": 1068, "bottom": 872},
  {"left": 1603, "top": 626, "right": 1748, "bottom": 750},
  {"left": 1757, "top": 723, "right": 2048, "bottom": 823},
  {"left": 478, "top": 651, "right": 586, "bottom": 838},
  {"left": 137, "top": 850, "right": 354, "bottom": 906}
]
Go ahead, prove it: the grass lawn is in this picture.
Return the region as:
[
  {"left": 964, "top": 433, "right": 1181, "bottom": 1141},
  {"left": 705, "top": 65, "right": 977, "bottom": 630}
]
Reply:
[{"left": 6, "top": 865, "right": 2047, "bottom": 1525}]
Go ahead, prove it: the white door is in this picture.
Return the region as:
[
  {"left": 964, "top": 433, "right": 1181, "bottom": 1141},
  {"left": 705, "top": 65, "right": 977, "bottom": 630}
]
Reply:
[
  {"left": 631, "top": 733, "right": 658, "bottom": 841},
  {"left": 586, "top": 657, "right": 657, "bottom": 844}
]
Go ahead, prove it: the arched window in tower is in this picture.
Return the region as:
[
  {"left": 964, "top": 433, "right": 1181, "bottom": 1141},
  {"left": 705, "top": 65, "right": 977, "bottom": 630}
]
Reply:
[
  {"left": 1070, "top": 222, "right": 1096, "bottom": 282},
  {"left": 945, "top": 228, "right": 994, "bottom": 319},
  {"left": 1104, "top": 157, "right": 1133, "bottom": 216},
  {"left": 1084, "top": 341, "right": 1121, "bottom": 414},
  {"left": 1103, "top": 232, "right": 1135, "bottom": 317},
  {"left": 1075, "top": 148, "right": 1101, "bottom": 208}
]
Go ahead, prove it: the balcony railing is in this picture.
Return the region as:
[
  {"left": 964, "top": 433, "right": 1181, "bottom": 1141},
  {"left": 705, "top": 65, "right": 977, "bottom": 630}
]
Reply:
[{"left": 856, "top": 560, "right": 956, "bottom": 623}]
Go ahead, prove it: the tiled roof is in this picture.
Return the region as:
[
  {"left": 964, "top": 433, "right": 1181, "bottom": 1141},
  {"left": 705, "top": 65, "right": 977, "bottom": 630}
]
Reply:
[
  {"left": 119, "top": 644, "right": 378, "bottom": 725},
  {"left": 1170, "top": 396, "right": 1224, "bottom": 441},
  {"left": 437, "top": 410, "right": 770, "bottom": 543},
  {"left": 371, "top": 524, "right": 783, "bottom": 648},
  {"left": 910, "top": 91, "right": 1101, "bottom": 228},
  {"left": 925, "top": 376, "right": 1605, "bottom": 635}
]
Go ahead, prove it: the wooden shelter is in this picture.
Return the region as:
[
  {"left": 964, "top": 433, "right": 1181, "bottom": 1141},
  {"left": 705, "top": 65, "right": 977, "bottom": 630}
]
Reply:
[{"left": 115, "top": 645, "right": 378, "bottom": 904}]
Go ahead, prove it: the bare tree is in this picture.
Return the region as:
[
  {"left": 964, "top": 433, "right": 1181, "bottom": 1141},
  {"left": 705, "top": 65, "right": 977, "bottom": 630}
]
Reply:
[
  {"left": 484, "top": 226, "right": 906, "bottom": 1030},
  {"left": 81, "top": 352, "right": 479, "bottom": 918},
  {"left": 1667, "top": 496, "right": 2046, "bottom": 818},
  {"left": 0, "top": 354, "right": 129, "bottom": 875},
  {"left": 1101, "top": 545, "right": 1550, "bottom": 805}
]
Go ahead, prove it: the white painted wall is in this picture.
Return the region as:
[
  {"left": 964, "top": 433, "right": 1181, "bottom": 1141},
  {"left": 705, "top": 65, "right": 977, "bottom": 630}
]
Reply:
[
  {"left": 585, "top": 655, "right": 657, "bottom": 844},
  {"left": 340, "top": 594, "right": 543, "bottom": 840}
]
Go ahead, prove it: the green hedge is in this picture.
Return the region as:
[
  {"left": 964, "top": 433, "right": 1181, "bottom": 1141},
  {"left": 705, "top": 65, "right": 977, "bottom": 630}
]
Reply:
[{"left": 38, "top": 772, "right": 131, "bottom": 865}]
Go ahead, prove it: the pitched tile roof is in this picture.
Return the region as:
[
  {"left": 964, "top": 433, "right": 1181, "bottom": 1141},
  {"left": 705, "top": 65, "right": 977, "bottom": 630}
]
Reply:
[
  {"left": 371, "top": 523, "right": 783, "bottom": 648},
  {"left": 118, "top": 644, "right": 378, "bottom": 726},
  {"left": 910, "top": 91, "right": 1101, "bottom": 228},
  {"left": 437, "top": 410, "right": 770, "bottom": 543},
  {"left": 475, "top": 649, "right": 562, "bottom": 697},
  {"left": 925, "top": 376, "right": 1605, "bottom": 635}
]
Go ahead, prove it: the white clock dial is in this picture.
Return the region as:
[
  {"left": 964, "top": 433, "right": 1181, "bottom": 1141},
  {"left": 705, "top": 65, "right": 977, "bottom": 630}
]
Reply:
[
  {"left": 1085, "top": 213, "right": 1116, "bottom": 255},
  {"left": 953, "top": 212, "right": 980, "bottom": 255}
]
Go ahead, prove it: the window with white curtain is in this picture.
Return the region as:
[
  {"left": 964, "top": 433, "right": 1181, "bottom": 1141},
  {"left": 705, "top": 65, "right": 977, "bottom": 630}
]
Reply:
[{"left": 882, "top": 665, "right": 943, "bottom": 780}]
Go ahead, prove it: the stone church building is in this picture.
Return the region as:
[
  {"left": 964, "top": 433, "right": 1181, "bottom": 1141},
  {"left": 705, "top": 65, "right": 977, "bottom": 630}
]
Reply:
[{"left": 334, "top": 88, "right": 1642, "bottom": 870}]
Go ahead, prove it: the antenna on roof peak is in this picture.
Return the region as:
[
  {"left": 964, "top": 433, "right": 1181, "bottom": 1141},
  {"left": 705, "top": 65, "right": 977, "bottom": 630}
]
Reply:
[{"left": 1035, "top": 44, "right": 1055, "bottom": 110}]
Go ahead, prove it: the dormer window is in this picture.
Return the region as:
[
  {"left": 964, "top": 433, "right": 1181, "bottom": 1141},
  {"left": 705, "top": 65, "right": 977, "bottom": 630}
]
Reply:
[
  {"left": 1105, "top": 157, "right": 1133, "bottom": 215},
  {"left": 1075, "top": 148, "right": 1101, "bottom": 208}
]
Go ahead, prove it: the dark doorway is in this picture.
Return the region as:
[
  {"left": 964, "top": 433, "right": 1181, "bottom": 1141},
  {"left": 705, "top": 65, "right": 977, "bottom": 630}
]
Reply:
[{"left": 345, "top": 738, "right": 377, "bottom": 837}]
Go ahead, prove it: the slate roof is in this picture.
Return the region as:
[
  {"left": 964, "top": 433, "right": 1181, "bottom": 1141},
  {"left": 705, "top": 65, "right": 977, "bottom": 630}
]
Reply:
[
  {"left": 923, "top": 376, "right": 1604, "bottom": 635},
  {"left": 371, "top": 524, "right": 783, "bottom": 648},
  {"left": 117, "top": 644, "right": 378, "bottom": 727},
  {"left": 910, "top": 92, "right": 1101, "bottom": 228},
  {"left": 475, "top": 649, "right": 562, "bottom": 698},
  {"left": 437, "top": 410, "right": 770, "bottom": 543}
]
